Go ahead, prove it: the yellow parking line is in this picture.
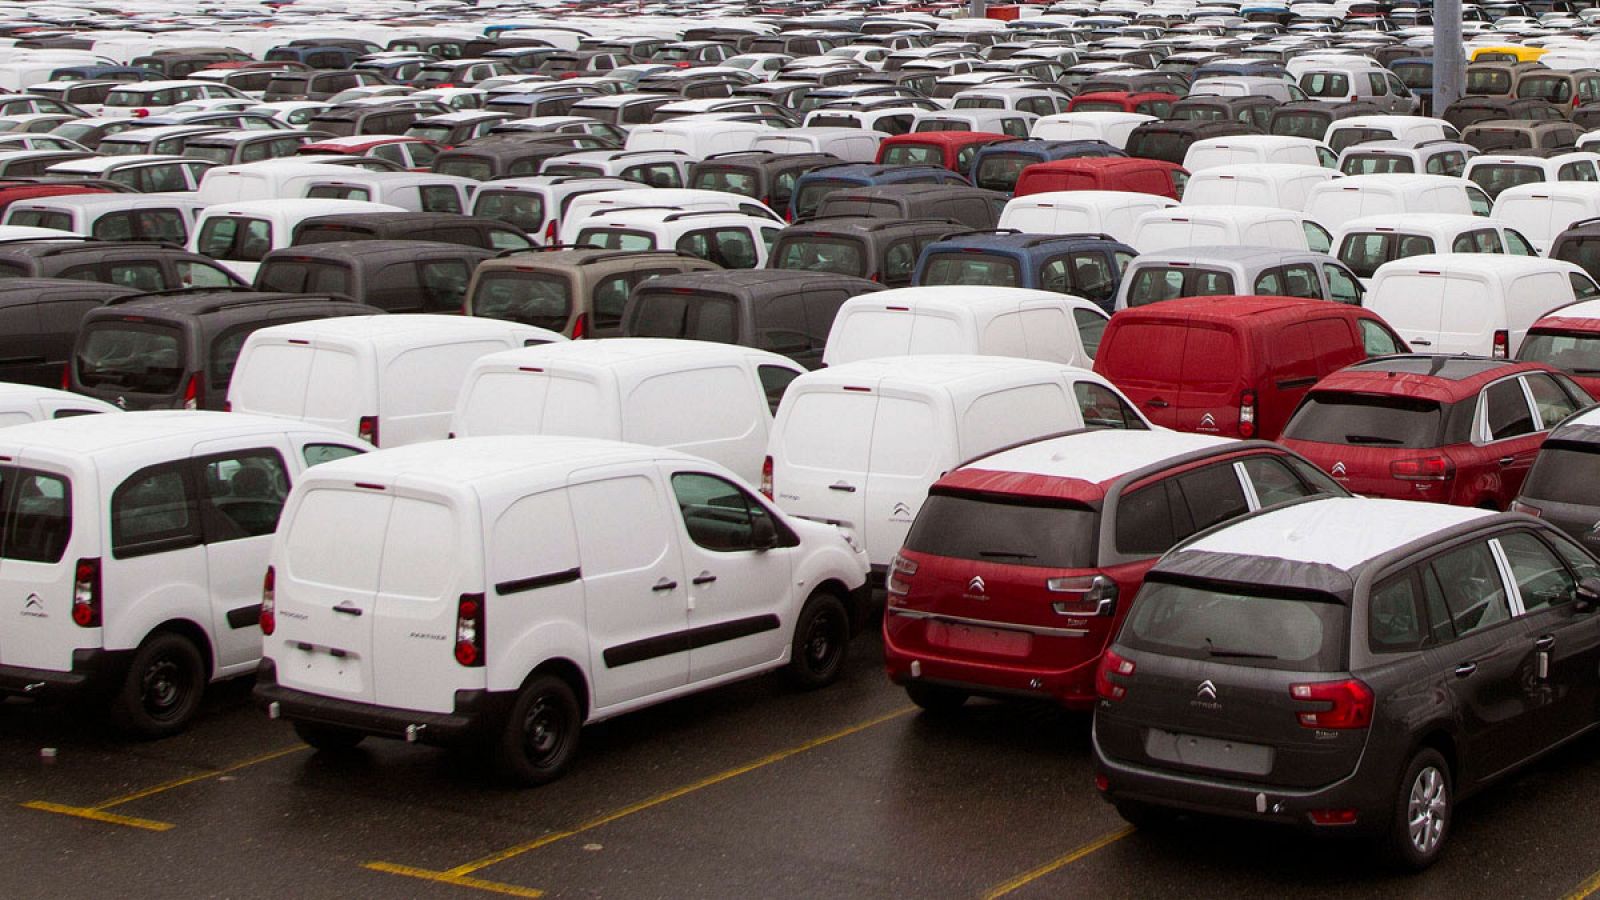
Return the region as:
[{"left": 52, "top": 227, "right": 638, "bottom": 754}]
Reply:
[
  {"left": 19, "top": 801, "right": 175, "bottom": 832},
  {"left": 365, "top": 705, "right": 913, "bottom": 895},
  {"left": 981, "top": 825, "right": 1135, "bottom": 900},
  {"left": 1564, "top": 868, "right": 1600, "bottom": 900}
]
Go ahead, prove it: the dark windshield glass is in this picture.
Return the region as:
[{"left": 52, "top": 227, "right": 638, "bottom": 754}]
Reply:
[
  {"left": 1122, "top": 579, "right": 1347, "bottom": 671},
  {"left": 76, "top": 323, "right": 185, "bottom": 395},
  {"left": 1282, "top": 392, "right": 1445, "bottom": 449},
  {"left": 881, "top": 144, "right": 945, "bottom": 167},
  {"left": 1518, "top": 330, "right": 1600, "bottom": 376},
  {"left": 627, "top": 291, "right": 740, "bottom": 344},
  {"left": 773, "top": 237, "right": 866, "bottom": 277},
  {"left": 974, "top": 152, "right": 1036, "bottom": 191},
  {"left": 794, "top": 179, "right": 851, "bottom": 218},
  {"left": 474, "top": 191, "right": 545, "bottom": 230},
  {"left": 905, "top": 491, "right": 1098, "bottom": 569},
  {"left": 0, "top": 466, "right": 72, "bottom": 563},
  {"left": 471, "top": 271, "right": 572, "bottom": 330},
  {"left": 920, "top": 252, "right": 1020, "bottom": 287},
  {"left": 1519, "top": 76, "right": 1573, "bottom": 103},
  {"left": 1271, "top": 112, "right": 1330, "bottom": 139},
  {"left": 1522, "top": 442, "right": 1600, "bottom": 504}
]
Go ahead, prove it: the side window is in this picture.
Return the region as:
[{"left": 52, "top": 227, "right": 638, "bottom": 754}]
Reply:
[
  {"left": 1069, "top": 252, "right": 1116, "bottom": 303},
  {"left": 419, "top": 186, "right": 462, "bottom": 214},
  {"left": 1359, "top": 319, "right": 1403, "bottom": 357},
  {"left": 670, "top": 471, "right": 774, "bottom": 552},
  {"left": 0, "top": 468, "right": 71, "bottom": 563},
  {"left": 179, "top": 261, "right": 237, "bottom": 288},
  {"left": 1546, "top": 530, "right": 1600, "bottom": 584},
  {"left": 1115, "top": 480, "right": 1182, "bottom": 556},
  {"left": 1240, "top": 455, "right": 1321, "bottom": 508},
  {"left": 1303, "top": 221, "right": 1332, "bottom": 253},
  {"left": 1278, "top": 263, "right": 1322, "bottom": 299},
  {"left": 1074, "top": 381, "right": 1146, "bottom": 430},
  {"left": 418, "top": 259, "right": 472, "bottom": 312},
  {"left": 1428, "top": 541, "right": 1512, "bottom": 637},
  {"left": 1467, "top": 185, "right": 1492, "bottom": 216},
  {"left": 591, "top": 274, "right": 632, "bottom": 332},
  {"left": 197, "top": 449, "right": 290, "bottom": 541},
  {"left": 1074, "top": 308, "right": 1107, "bottom": 357},
  {"left": 112, "top": 462, "right": 201, "bottom": 558},
  {"left": 1559, "top": 161, "right": 1599, "bottom": 182},
  {"left": 1497, "top": 531, "right": 1578, "bottom": 611},
  {"left": 1322, "top": 263, "right": 1362, "bottom": 304},
  {"left": 1504, "top": 229, "right": 1537, "bottom": 256},
  {"left": 1369, "top": 571, "right": 1430, "bottom": 652},
  {"left": 1040, "top": 258, "right": 1070, "bottom": 294},
  {"left": 1572, "top": 272, "right": 1600, "bottom": 300},
  {"left": 303, "top": 443, "right": 364, "bottom": 467},
  {"left": 1525, "top": 373, "right": 1581, "bottom": 429},
  {"left": 1173, "top": 461, "right": 1250, "bottom": 534},
  {"left": 1484, "top": 378, "right": 1537, "bottom": 441},
  {"left": 883, "top": 240, "right": 917, "bottom": 286},
  {"left": 1368, "top": 73, "right": 1388, "bottom": 95},
  {"left": 757, "top": 364, "right": 800, "bottom": 416}
]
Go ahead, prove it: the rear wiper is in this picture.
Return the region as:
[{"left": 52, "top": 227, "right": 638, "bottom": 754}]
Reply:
[
  {"left": 1205, "top": 638, "right": 1277, "bottom": 660},
  {"left": 1344, "top": 433, "right": 1403, "bottom": 445},
  {"left": 977, "top": 550, "right": 1037, "bottom": 559},
  {"left": 1572, "top": 368, "right": 1600, "bottom": 375}
]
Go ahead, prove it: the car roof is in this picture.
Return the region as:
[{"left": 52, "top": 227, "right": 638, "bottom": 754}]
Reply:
[
  {"left": 0, "top": 410, "right": 347, "bottom": 458},
  {"left": 942, "top": 429, "right": 1238, "bottom": 502},
  {"left": 1132, "top": 244, "right": 1314, "bottom": 265},
  {"left": 1374, "top": 252, "right": 1582, "bottom": 278},
  {"left": 803, "top": 354, "right": 1083, "bottom": 390},
  {"left": 476, "top": 337, "right": 793, "bottom": 373},
  {"left": 1315, "top": 354, "right": 1542, "bottom": 402}
]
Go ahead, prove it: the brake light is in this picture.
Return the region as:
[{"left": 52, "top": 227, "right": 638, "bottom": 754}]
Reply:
[
  {"left": 1290, "top": 678, "right": 1373, "bottom": 729},
  {"left": 1045, "top": 573, "right": 1119, "bottom": 616},
  {"left": 1510, "top": 499, "right": 1542, "bottom": 517},
  {"left": 760, "top": 454, "right": 773, "bottom": 499},
  {"left": 260, "top": 566, "right": 275, "bottom": 636},
  {"left": 60, "top": 362, "right": 70, "bottom": 391},
  {"left": 1095, "top": 648, "right": 1135, "bottom": 702},
  {"left": 544, "top": 218, "right": 558, "bottom": 244},
  {"left": 1390, "top": 455, "right": 1454, "bottom": 482},
  {"left": 571, "top": 312, "right": 588, "bottom": 340},
  {"left": 358, "top": 415, "right": 379, "bottom": 447},
  {"left": 886, "top": 553, "right": 917, "bottom": 599},
  {"left": 1238, "top": 388, "right": 1257, "bottom": 438},
  {"left": 1492, "top": 329, "right": 1509, "bottom": 359},
  {"left": 133, "top": 108, "right": 149, "bottom": 118},
  {"left": 1308, "top": 808, "right": 1359, "bottom": 826},
  {"left": 71, "top": 558, "right": 101, "bottom": 628},
  {"left": 454, "top": 592, "right": 486, "bottom": 667},
  {"left": 182, "top": 372, "right": 203, "bottom": 411}
]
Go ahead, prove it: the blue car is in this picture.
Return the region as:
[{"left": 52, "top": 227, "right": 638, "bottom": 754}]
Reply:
[{"left": 912, "top": 231, "right": 1138, "bottom": 313}]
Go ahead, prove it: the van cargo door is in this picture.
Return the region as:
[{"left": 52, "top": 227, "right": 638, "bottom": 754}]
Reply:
[{"left": 0, "top": 462, "right": 86, "bottom": 673}]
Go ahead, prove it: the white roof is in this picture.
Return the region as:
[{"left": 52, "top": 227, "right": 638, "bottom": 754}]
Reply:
[
  {"left": 11, "top": 192, "right": 206, "bottom": 213},
  {"left": 965, "top": 429, "right": 1231, "bottom": 484},
  {"left": 1541, "top": 298, "right": 1600, "bottom": 321},
  {"left": 250, "top": 314, "right": 561, "bottom": 348},
  {"left": 1373, "top": 252, "right": 1584, "bottom": 279},
  {"left": 1328, "top": 114, "right": 1452, "bottom": 130},
  {"left": 1563, "top": 404, "right": 1600, "bottom": 428},
  {"left": 800, "top": 354, "right": 1088, "bottom": 391},
  {"left": 0, "top": 411, "right": 345, "bottom": 458},
  {"left": 1496, "top": 181, "right": 1600, "bottom": 202},
  {"left": 299, "top": 435, "right": 691, "bottom": 493},
  {"left": 0, "top": 382, "right": 116, "bottom": 409},
  {"left": 1140, "top": 204, "right": 1304, "bottom": 223},
  {"left": 48, "top": 154, "right": 189, "bottom": 174},
  {"left": 472, "top": 337, "right": 792, "bottom": 376},
  {"left": 200, "top": 198, "right": 406, "bottom": 218},
  {"left": 1177, "top": 497, "right": 1492, "bottom": 571},
  {"left": 1187, "top": 163, "right": 1336, "bottom": 181},
  {"left": 1338, "top": 213, "right": 1495, "bottom": 234},
  {"left": 852, "top": 286, "right": 1101, "bottom": 314},
  {"left": 1006, "top": 189, "right": 1175, "bottom": 210}
]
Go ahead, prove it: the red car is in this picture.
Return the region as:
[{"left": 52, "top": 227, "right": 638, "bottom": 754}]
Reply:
[
  {"left": 1516, "top": 299, "right": 1600, "bottom": 397},
  {"left": 883, "top": 429, "right": 1346, "bottom": 712},
  {"left": 296, "top": 136, "right": 443, "bottom": 171},
  {"left": 1279, "top": 355, "right": 1593, "bottom": 508},
  {"left": 874, "top": 131, "right": 1009, "bottom": 177},
  {"left": 1066, "top": 91, "right": 1179, "bottom": 118},
  {"left": 1013, "top": 156, "right": 1189, "bottom": 199},
  {"left": 1093, "top": 295, "right": 1407, "bottom": 440}
]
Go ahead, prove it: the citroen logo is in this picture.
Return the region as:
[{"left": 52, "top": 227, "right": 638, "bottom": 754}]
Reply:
[
  {"left": 23, "top": 594, "right": 41, "bottom": 610},
  {"left": 1331, "top": 461, "right": 1347, "bottom": 477},
  {"left": 1199, "top": 412, "right": 1217, "bottom": 428},
  {"left": 968, "top": 576, "right": 986, "bottom": 595},
  {"left": 892, "top": 502, "right": 912, "bottom": 517},
  {"left": 1197, "top": 679, "right": 1218, "bottom": 701}
]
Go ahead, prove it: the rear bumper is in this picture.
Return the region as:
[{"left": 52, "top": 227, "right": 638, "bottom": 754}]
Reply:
[
  {"left": 253, "top": 659, "right": 513, "bottom": 747},
  {"left": 882, "top": 610, "right": 1101, "bottom": 710},
  {"left": 0, "top": 648, "right": 134, "bottom": 702}
]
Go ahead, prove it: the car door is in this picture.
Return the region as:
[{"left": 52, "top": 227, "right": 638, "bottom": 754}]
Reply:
[
  {"left": 104, "top": 459, "right": 211, "bottom": 661},
  {"left": 664, "top": 469, "right": 792, "bottom": 683},
  {"left": 770, "top": 386, "right": 874, "bottom": 555},
  {"left": 1494, "top": 529, "right": 1600, "bottom": 745},
  {"left": 1477, "top": 376, "right": 1544, "bottom": 506}
]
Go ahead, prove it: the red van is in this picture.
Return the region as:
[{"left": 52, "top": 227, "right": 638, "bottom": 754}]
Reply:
[
  {"left": 1516, "top": 300, "right": 1600, "bottom": 397},
  {"left": 883, "top": 429, "right": 1347, "bottom": 712},
  {"left": 1012, "top": 157, "right": 1189, "bottom": 199},
  {"left": 1279, "top": 356, "right": 1592, "bottom": 509},
  {"left": 1066, "top": 91, "right": 1179, "bottom": 118},
  {"left": 1092, "top": 295, "right": 1409, "bottom": 440},
  {"left": 875, "top": 131, "right": 1008, "bottom": 177}
]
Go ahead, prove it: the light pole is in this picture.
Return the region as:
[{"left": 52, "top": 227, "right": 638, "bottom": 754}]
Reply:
[{"left": 1433, "top": 0, "right": 1464, "bottom": 113}]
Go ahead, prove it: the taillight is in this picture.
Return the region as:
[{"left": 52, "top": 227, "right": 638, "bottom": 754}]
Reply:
[
  {"left": 545, "top": 218, "right": 558, "bottom": 244},
  {"left": 1308, "top": 808, "right": 1359, "bottom": 826},
  {"left": 454, "top": 592, "right": 486, "bottom": 667},
  {"left": 358, "top": 415, "right": 379, "bottom": 447},
  {"left": 1290, "top": 678, "right": 1373, "bottom": 729},
  {"left": 60, "top": 363, "right": 70, "bottom": 391},
  {"left": 182, "top": 372, "right": 202, "bottom": 411},
  {"left": 1390, "top": 455, "right": 1454, "bottom": 482},
  {"left": 760, "top": 455, "right": 773, "bottom": 499},
  {"left": 71, "top": 558, "right": 101, "bottom": 628},
  {"left": 571, "top": 312, "right": 588, "bottom": 340},
  {"left": 133, "top": 108, "right": 149, "bottom": 118},
  {"left": 260, "top": 566, "right": 275, "bottom": 636},
  {"left": 1510, "top": 499, "right": 1542, "bottom": 517},
  {"left": 1045, "top": 573, "right": 1119, "bottom": 616},
  {"left": 1492, "top": 329, "right": 1509, "bottom": 359},
  {"left": 1238, "top": 388, "right": 1257, "bottom": 438},
  {"left": 1095, "top": 648, "right": 1135, "bottom": 702},
  {"left": 886, "top": 553, "right": 917, "bottom": 599}
]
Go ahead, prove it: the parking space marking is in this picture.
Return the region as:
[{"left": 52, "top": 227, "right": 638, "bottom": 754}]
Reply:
[
  {"left": 1564, "top": 868, "right": 1600, "bottom": 900},
  {"left": 21, "top": 743, "right": 307, "bottom": 831},
  {"left": 980, "top": 825, "right": 1135, "bottom": 900},
  {"left": 365, "top": 705, "right": 913, "bottom": 895}
]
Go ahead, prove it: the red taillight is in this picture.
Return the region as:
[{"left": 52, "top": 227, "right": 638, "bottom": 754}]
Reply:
[
  {"left": 869, "top": 273, "right": 881, "bottom": 283},
  {"left": 1493, "top": 329, "right": 1509, "bottom": 359},
  {"left": 571, "top": 312, "right": 588, "bottom": 340},
  {"left": 1390, "top": 455, "right": 1454, "bottom": 482},
  {"left": 60, "top": 362, "right": 70, "bottom": 391},
  {"left": 1308, "top": 808, "right": 1359, "bottom": 826},
  {"left": 1510, "top": 499, "right": 1542, "bottom": 517},
  {"left": 886, "top": 553, "right": 917, "bottom": 599},
  {"left": 1290, "top": 678, "right": 1373, "bottom": 729},
  {"left": 544, "top": 218, "right": 558, "bottom": 244},
  {"left": 1094, "top": 773, "right": 1109, "bottom": 792},
  {"left": 1238, "top": 388, "right": 1257, "bottom": 438},
  {"left": 71, "top": 558, "right": 101, "bottom": 628},
  {"left": 760, "top": 455, "right": 773, "bottom": 499},
  {"left": 260, "top": 566, "right": 275, "bottom": 636},
  {"left": 1095, "top": 648, "right": 1135, "bottom": 702},
  {"left": 454, "top": 592, "right": 486, "bottom": 667},
  {"left": 358, "top": 415, "right": 379, "bottom": 447},
  {"left": 133, "top": 108, "right": 149, "bottom": 118},
  {"left": 183, "top": 372, "right": 202, "bottom": 411},
  {"left": 1045, "top": 573, "right": 1119, "bottom": 616}
]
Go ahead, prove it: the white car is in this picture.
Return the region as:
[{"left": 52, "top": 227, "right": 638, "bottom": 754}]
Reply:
[
  {"left": 256, "top": 436, "right": 870, "bottom": 784},
  {"left": 0, "top": 383, "right": 118, "bottom": 425}
]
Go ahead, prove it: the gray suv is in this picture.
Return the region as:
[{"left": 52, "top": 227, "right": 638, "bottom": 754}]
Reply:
[{"left": 1093, "top": 496, "right": 1600, "bottom": 869}]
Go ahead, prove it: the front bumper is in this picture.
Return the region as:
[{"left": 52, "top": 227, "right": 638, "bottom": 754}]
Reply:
[
  {"left": 0, "top": 648, "right": 134, "bottom": 702},
  {"left": 253, "top": 659, "right": 513, "bottom": 747}
]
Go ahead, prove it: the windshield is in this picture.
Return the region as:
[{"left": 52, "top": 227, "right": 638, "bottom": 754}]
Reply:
[
  {"left": 1519, "top": 76, "right": 1573, "bottom": 103},
  {"left": 255, "top": 259, "right": 352, "bottom": 295},
  {"left": 904, "top": 491, "right": 1098, "bottom": 569},
  {"left": 794, "top": 179, "right": 852, "bottom": 218},
  {"left": 1467, "top": 69, "right": 1510, "bottom": 94},
  {"left": 196, "top": 216, "right": 272, "bottom": 262},
  {"left": 974, "top": 152, "right": 1038, "bottom": 192},
  {"left": 76, "top": 322, "right": 186, "bottom": 395},
  {"left": 471, "top": 271, "right": 572, "bottom": 330},
  {"left": 1522, "top": 442, "right": 1600, "bottom": 504},
  {"left": 1125, "top": 267, "right": 1236, "bottom": 306},
  {"left": 1122, "top": 579, "right": 1347, "bottom": 671},
  {"left": 577, "top": 228, "right": 655, "bottom": 251},
  {"left": 1338, "top": 232, "right": 1435, "bottom": 278},
  {"left": 7, "top": 210, "right": 72, "bottom": 231},
  {"left": 772, "top": 237, "right": 867, "bottom": 277},
  {"left": 1299, "top": 72, "right": 1350, "bottom": 98},
  {"left": 435, "top": 158, "right": 493, "bottom": 181},
  {"left": 1468, "top": 163, "right": 1544, "bottom": 198},
  {"left": 690, "top": 167, "right": 759, "bottom": 197},
  {"left": 184, "top": 145, "right": 234, "bottom": 165},
  {"left": 474, "top": 191, "right": 545, "bottom": 230},
  {"left": 919, "top": 252, "right": 1021, "bottom": 287},
  {"left": 1341, "top": 153, "right": 1414, "bottom": 175},
  {"left": 1271, "top": 112, "right": 1330, "bottom": 139},
  {"left": 1282, "top": 392, "right": 1445, "bottom": 449}
]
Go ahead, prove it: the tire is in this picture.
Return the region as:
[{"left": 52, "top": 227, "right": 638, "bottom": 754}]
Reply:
[
  {"left": 492, "top": 674, "right": 582, "bottom": 787},
  {"left": 784, "top": 591, "right": 850, "bottom": 690},
  {"left": 905, "top": 682, "right": 968, "bottom": 714},
  {"left": 293, "top": 721, "right": 365, "bottom": 752},
  {"left": 1386, "top": 748, "right": 1452, "bottom": 871},
  {"left": 110, "top": 632, "right": 206, "bottom": 739}
]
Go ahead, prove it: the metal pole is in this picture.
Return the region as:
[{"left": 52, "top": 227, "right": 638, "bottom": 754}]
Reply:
[
  {"left": 1433, "top": 0, "right": 1464, "bottom": 114},
  {"left": 970, "top": 0, "right": 987, "bottom": 20}
]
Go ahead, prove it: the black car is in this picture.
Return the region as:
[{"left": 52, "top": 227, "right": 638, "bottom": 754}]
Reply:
[
  {"left": 1094, "top": 495, "right": 1600, "bottom": 869},
  {"left": 767, "top": 217, "right": 965, "bottom": 288},
  {"left": 1516, "top": 408, "right": 1600, "bottom": 552},
  {"left": 0, "top": 240, "right": 243, "bottom": 291},
  {"left": 290, "top": 211, "right": 533, "bottom": 252},
  {"left": 0, "top": 278, "right": 138, "bottom": 386},
  {"left": 254, "top": 240, "right": 493, "bottom": 313}
]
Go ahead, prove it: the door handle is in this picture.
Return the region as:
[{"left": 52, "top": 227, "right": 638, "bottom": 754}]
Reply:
[
  {"left": 1454, "top": 661, "right": 1477, "bottom": 678},
  {"left": 651, "top": 578, "right": 678, "bottom": 592},
  {"left": 692, "top": 572, "right": 717, "bottom": 585},
  {"left": 1535, "top": 634, "right": 1556, "bottom": 651},
  {"left": 828, "top": 481, "right": 857, "bottom": 493},
  {"left": 1412, "top": 339, "right": 1433, "bottom": 347},
  {"left": 331, "top": 604, "right": 362, "bottom": 617},
  {"left": 1498, "top": 456, "right": 1516, "bottom": 467},
  {"left": 1147, "top": 398, "right": 1169, "bottom": 409}
]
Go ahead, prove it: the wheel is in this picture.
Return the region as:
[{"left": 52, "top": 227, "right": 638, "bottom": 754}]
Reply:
[
  {"left": 1386, "top": 748, "right": 1451, "bottom": 871},
  {"left": 905, "top": 682, "right": 968, "bottom": 714},
  {"left": 492, "top": 674, "right": 581, "bottom": 787},
  {"left": 784, "top": 591, "right": 850, "bottom": 690},
  {"left": 111, "top": 632, "right": 206, "bottom": 739},
  {"left": 293, "top": 721, "right": 365, "bottom": 752},
  {"left": 1114, "top": 799, "right": 1179, "bottom": 831}
]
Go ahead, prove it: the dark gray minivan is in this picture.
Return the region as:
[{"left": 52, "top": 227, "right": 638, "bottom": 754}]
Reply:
[{"left": 1094, "top": 496, "right": 1600, "bottom": 869}]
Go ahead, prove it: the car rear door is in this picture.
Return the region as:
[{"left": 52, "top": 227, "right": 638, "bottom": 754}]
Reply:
[
  {"left": 1494, "top": 529, "right": 1600, "bottom": 746},
  {"left": 771, "top": 385, "right": 874, "bottom": 555},
  {"left": 0, "top": 459, "right": 86, "bottom": 673},
  {"left": 1175, "top": 322, "right": 1241, "bottom": 436},
  {"left": 1095, "top": 320, "right": 1187, "bottom": 428}
]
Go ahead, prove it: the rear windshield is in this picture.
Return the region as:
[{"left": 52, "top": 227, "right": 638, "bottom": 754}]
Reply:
[
  {"left": 7, "top": 210, "right": 73, "bottom": 231},
  {"left": 1300, "top": 72, "right": 1350, "bottom": 98},
  {"left": 881, "top": 144, "right": 945, "bottom": 168},
  {"left": 1341, "top": 153, "right": 1414, "bottom": 176},
  {"left": 627, "top": 290, "right": 740, "bottom": 343},
  {"left": 578, "top": 228, "right": 655, "bottom": 251},
  {"left": 772, "top": 237, "right": 866, "bottom": 277},
  {"left": 1470, "top": 128, "right": 1532, "bottom": 151},
  {"left": 472, "top": 271, "right": 572, "bottom": 330},
  {"left": 904, "top": 491, "right": 1098, "bottom": 569},
  {"left": 920, "top": 252, "right": 1020, "bottom": 288},
  {"left": 691, "top": 167, "right": 760, "bottom": 197},
  {"left": 1070, "top": 100, "right": 1122, "bottom": 113},
  {"left": 1522, "top": 441, "right": 1600, "bottom": 504},
  {"left": 1518, "top": 329, "right": 1600, "bottom": 375},
  {"left": 306, "top": 184, "right": 373, "bottom": 202},
  {"left": 474, "top": 191, "right": 546, "bottom": 230},
  {"left": 256, "top": 260, "right": 352, "bottom": 296},
  {"left": 1271, "top": 112, "right": 1330, "bottom": 139},
  {"left": 794, "top": 179, "right": 852, "bottom": 218},
  {"left": 1519, "top": 76, "right": 1573, "bottom": 103},
  {"left": 1124, "top": 267, "right": 1235, "bottom": 306},
  {"left": 973, "top": 152, "right": 1036, "bottom": 192},
  {"left": 1468, "top": 163, "right": 1544, "bottom": 197},
  {"left": 185, "top": 145, "right": 234, "bottom": 165},
  {"left": 196, "top": 216, "right": 272, "bottom": 262},
  {"left": 436, "top": 158, "right": 494, "bottom": 181},
  {"left": 1125, "top": 132, "right": 1188, "bottom": 164},
  {"left": 1121, "top": 578, "right": 1347, "bottom": 671},
  {"left": 0, "top": 466, "right": 71, "bottom": 563},
  {"left": 1338, "top": 232, "right": 1436, "bottom": 278},
  {"left": 76, "top": 322, "right": 186, "bottom": 395},
  {"left": 1282, "top": 392, "right": 1446, "bottom": 449},
  {"left": 1467, "top": 69, "right": 1511, "bottom": 94}
]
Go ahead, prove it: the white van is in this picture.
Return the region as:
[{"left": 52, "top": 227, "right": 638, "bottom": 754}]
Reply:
[
  {"left": 910, "top": 109, "right": 1036, "bottom": 138},
  {"left": 449, "top": 339, "right": 804, "bottom": 484},
  {"left": 256, "top": 436, "right": 869, "bottom": 783},
  {"left": 559, "top": 188, "right": 781, "bottom": 245},
  {"left": 766, "top": 355, "right": 1152, "bottom": 569},
  {"left": 624, "top": 120, "right": 777, "bottom": 159},
  {"left": 1179, "top": 164, "right": 1340, "bottom": 211},
  {"left": 190, "top": 199, "right": 407, "bottom": 282},
  {"left": 0, "top": 411, "right": 365, "bottom": 736},
  {"left": 3, "top": 192, "right": 209, "bottom": 243},
  {"left": 227, "top": 316, "right": 565, "bottom": 448},
  {"left": 1492, "top": 181, "right": 1600, "bottom": 253},
  {"left": 823, "top": 287, "right": 1109, "bottom": 368},
  {"left": 1130, "top": 205, "right": 1333, "bottom": 253},
  {"left": 197, "top": 161, "right": 365, "bottom": 205},
  {"left": 1366, "top": 254, "right": 1600, "bottom": 357},
  {"left": 997, "top": 190, "right": 1174, "bottom": 244},
  {"left": 300, "top": 171, "right": 479, "bottom": 214},
  {"left": 0, "top": 384, "right": 118, "bottom": 425},
  {"left": 572, "top": 208, "right": 780, "bottom": 268},
  {"left": 1334, "top": 213, "right": 1542, "bottom": 284},
  {"left": 1029, "top": 111, "right": 1155, "bottom": 150},
  {"left": 468, "top": 175, "right": 635, "bottom": 245},
  {"left": 1303, "top": 173, "right": 1493, "bottom": 231},
  {"left": 1183, "top": 135, "right": 1337, "bottom": 172},
  {"left": 1324, "top": 115, "right": 1459, "bottom": 152},
  {"left": 751, "top": 127, "right": 883, "bottom": 162}
]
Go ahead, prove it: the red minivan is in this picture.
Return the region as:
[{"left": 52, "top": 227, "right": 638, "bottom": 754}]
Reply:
[
  {"left": 1279, "top": 355, "right": 1593, "bottom": 508},
  {"left": 1093, "top": 295, "right": 1408, "bottom": 440},
  {"left": 874, "top": 131, "right": 1009, "bottom": 177},
  {"left": 1516, "top": 300, "right": 1600, "bottom": 397},
  {"left": 1012, "top": 157, "right": 1189, "bottom": 199},
  {"left": 883, "top": 429, "right": 1346, "bottom": 712}
]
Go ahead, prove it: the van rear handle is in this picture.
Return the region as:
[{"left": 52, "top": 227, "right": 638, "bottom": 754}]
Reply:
[
  {"left": 652, "top": 578, "right": 678, "bottom": 592},
  {"left": 829, "top": 481, "right": 857, "bottom": 492},
  {"left": 1147, "top": 398, "right": 1170, "bottom": 409},
  {"left": 332, "top": 604, "right": 363, "bottom": 616}
]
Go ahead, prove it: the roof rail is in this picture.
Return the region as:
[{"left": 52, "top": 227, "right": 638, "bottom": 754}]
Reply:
[
  {"left": 703, "top": 149, "right": 774, "bottom": 160},
  {"left": 0, "top": 235, "right": 97, "bottom": 248},
  {"left": 107, "top": 285, "right": 259, "bottom": 306}
]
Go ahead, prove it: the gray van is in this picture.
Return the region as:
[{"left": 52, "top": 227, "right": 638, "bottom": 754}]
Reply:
[
  {"left": 254, "top": 240, "right": 492, "bottom": 313},
  {"left": 1115, "top": 245, "right": 1365, "bottom": 310}
]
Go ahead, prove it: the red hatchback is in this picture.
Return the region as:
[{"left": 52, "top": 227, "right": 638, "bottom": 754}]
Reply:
[
  {"left": 1516, "top": 299, "right": 1600, "bottom": 397},
  {"left": 883, "top": 429, "right": 1347, "bottom": 712},
  {"left": 874, "top": 131, "right": 1008, "bottom": 177},
  {"left": 1280, "top": 355, "right": 1594, "bottom": 508}
]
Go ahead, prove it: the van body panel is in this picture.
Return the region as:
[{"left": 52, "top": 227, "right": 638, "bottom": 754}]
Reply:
[{"left": 0, "top": 456, "right": 92, "bottom": 672}]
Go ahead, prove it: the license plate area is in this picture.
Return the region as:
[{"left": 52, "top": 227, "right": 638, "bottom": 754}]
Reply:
[
  {"left": 926, "top": 620, "right": 1032, "bottom": 657},
  {"left": 1144, "top": 728, "right": 1274, "bottom": 776}
]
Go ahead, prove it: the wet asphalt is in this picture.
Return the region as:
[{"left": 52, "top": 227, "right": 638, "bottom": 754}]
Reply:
[{"left": 2, "top": 623, "right": 1599, "bottom": 900}]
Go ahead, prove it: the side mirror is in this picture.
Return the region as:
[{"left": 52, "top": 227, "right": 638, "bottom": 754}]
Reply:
[
  {"left": 1578, "top": 576, "right": 1600, "bottom": 611},
  {"left": 751, "top": 514, "right": 778, "bottom": 552}
]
